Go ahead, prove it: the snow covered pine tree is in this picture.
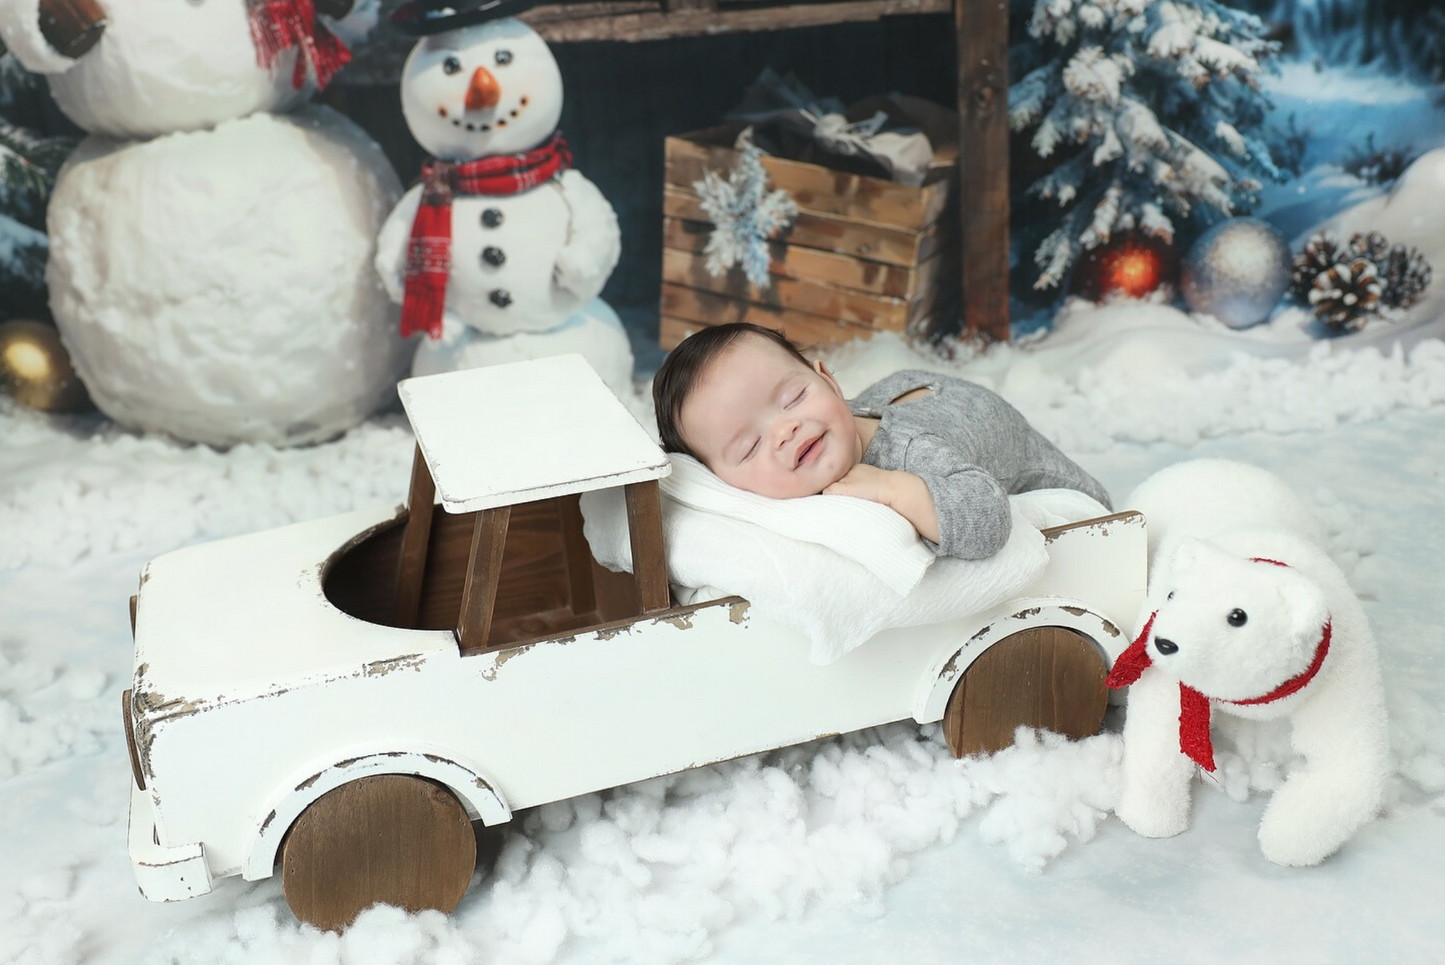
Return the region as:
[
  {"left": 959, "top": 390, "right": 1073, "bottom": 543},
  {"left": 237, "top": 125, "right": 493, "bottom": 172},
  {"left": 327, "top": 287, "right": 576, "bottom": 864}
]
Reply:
[
  {"left": 1010, "top": 0, "right": 1284, "bottom": 290},
  {"left": 0, "top": 54, "right": 75, "bottom": 319}
]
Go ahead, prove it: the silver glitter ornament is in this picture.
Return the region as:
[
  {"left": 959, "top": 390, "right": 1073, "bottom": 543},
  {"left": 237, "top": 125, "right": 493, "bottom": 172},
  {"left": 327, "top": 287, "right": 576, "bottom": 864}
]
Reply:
[{"left": 1181, "top": 218, "right": 1293, "bottom": 329}]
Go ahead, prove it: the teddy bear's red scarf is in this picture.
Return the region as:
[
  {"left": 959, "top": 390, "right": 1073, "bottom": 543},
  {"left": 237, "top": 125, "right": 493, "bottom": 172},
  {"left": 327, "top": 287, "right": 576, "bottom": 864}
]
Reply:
[{"left": 1106, "top": 558, "right": 1333, "bottom": 772}]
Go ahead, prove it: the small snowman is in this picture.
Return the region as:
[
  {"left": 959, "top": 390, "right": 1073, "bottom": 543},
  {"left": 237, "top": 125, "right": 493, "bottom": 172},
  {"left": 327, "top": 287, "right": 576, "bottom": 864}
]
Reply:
[
  {"left": 0, "top": 0, "right": 412, "bottom": 447},
  {"left": 375, "top": 0, "right": 632, "bottom": 396}
]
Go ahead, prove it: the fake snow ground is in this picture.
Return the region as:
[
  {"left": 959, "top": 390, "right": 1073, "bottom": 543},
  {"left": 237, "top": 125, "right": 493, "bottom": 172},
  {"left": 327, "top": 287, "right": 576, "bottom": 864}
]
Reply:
[
  {"left": 6, "top": 58, "right": 1445, "bottom": 965},
  {"left": 3, "top": 312, "right": 1445, "bottom": 965}
]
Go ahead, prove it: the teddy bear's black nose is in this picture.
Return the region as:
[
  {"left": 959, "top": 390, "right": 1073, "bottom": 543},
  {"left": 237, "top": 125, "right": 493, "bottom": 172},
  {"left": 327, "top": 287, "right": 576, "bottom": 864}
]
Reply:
[{"left": 1154, "top": 637, "right": 1179, "bottom": 655}]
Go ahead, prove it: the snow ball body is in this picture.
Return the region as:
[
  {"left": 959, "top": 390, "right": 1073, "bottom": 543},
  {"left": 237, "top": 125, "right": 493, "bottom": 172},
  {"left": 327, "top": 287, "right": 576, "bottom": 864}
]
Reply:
[
  {"left": 410, "top": 299, "right": 635, "bottom": 397},
  {"left": 46, "top": 106, "right": 412, "bottom": 447}
]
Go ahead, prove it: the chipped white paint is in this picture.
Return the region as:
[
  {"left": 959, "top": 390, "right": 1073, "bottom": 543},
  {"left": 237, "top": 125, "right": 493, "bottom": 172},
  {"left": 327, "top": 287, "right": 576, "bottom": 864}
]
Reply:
[
  {"left": 128, "top": 784, "right": 212, "bottom": 901},
  {"left": 397, "top": 355, "right": 670, "bottom": 514},
  {"left": 125, "top": 359, "right": 1147, "bottom": 905}
]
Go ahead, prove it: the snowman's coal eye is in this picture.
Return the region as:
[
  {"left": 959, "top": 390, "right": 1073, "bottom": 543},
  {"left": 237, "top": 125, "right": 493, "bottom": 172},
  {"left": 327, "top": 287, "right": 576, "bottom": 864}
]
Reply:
[
  {"left": 1167, "top": 591, "right": 1175, "bottom": 601},
  {"left": 443, "top": 56, "right": 463, "bottom": 75},
  {"left": 495, "top": 49, "right": 513, "bottom": 66},
  {"left": 1227, "top": 608, "right": 1248, "bottom": 627}
]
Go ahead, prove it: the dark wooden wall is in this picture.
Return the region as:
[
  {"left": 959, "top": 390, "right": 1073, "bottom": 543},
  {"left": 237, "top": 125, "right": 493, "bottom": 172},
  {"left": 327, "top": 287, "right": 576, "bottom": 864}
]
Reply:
[{"left": 327, "top": 16, "right": 958, "bottom": 366}]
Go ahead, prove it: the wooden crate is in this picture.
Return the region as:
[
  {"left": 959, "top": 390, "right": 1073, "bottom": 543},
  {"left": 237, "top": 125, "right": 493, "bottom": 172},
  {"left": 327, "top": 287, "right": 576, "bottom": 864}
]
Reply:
[{"left": 659, "top": 118, "right": 961, "bottom": 351}]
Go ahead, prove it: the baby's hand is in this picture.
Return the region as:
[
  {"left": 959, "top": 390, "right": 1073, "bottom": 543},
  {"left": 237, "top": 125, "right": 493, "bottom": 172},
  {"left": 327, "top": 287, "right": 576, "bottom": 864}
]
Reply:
[
  {"left": 825, "top": 465, "right": 940, "bottom": 543},
  {"left": 823, "top": 463, "right": 895, "bottom": 504}
]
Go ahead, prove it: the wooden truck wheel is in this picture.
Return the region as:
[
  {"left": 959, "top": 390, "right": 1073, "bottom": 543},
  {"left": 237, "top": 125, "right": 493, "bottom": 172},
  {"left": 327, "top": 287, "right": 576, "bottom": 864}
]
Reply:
[
  {"left": 942, "top": 625, "right": 1108, "bottom": 758},
  {"left": 281, "top": 774, "right": 477, "bottom": 932}
]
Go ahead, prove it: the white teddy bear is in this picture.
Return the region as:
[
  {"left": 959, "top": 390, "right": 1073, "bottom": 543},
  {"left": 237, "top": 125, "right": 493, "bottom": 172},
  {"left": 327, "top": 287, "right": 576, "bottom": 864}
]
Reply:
[{"left": 1111, "top": 459, "right": 1390, "bottom": 866}]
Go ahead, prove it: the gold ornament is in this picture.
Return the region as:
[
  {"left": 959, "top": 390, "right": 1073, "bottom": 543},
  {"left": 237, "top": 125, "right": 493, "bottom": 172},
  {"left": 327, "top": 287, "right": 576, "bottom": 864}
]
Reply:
[{"left": 0, "top": 319, "right": 93, "bottom": 413}]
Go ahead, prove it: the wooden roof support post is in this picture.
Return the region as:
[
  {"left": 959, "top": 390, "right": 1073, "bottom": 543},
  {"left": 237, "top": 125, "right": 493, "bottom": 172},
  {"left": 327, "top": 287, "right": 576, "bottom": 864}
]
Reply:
[
  {"left": 457, "top": 506, "right": 511, "bottom": 654},
  {"left": 394, "top": 445, "right": 437, "bottom": 628},
  {"left": 956, "top": 0, "right": 1011, "bottom": 343},
  {"left": 624, "top": 480, "right": 671, "bottom": 613}
]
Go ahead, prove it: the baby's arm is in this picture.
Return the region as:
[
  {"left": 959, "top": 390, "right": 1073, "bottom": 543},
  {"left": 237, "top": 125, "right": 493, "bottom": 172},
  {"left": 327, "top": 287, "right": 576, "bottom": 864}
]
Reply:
[
  {"left": 829, "top": 434, "right": 1012, "bottom": 560},
  {"left": 824, "top": 463, "right": 940, "bottom": 543}
]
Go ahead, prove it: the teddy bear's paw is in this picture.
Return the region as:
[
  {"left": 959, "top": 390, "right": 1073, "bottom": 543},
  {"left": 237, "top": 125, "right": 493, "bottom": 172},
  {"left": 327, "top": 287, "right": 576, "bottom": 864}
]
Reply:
[
  {"left": 1257, "top": 794, "right": 1345, "bottom": 867},
  {"left": 1257, "top": 816, "right": 1335, "bottom": 867},
  {"left": 1258, "top": 773, "right": 1378, "bottom": 867},
  {"left": 1115, "top": 793, "right": 1190, "bottom": 839}
]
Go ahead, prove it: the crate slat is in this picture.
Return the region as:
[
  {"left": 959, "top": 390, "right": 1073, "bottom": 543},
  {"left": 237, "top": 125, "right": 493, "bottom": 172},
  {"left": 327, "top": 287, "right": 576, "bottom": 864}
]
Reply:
[
  {"left": 662, "top": 248, "right": 912, "bottom": 329},
  {"left": 664, "top": 132, "right": 954, "bottom": 230},
  {"left": 663, "top": 218, "right": 928, "bottom": 298},
  {"left": 659, "top": 314, "right": 874, "bottom": 351},
  {"left": 663, "top": 186, "right": 948, "bottom": 268}
]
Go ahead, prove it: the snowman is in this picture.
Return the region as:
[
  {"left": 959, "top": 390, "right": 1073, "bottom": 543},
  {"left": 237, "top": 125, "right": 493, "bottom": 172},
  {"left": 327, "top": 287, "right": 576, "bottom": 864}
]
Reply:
[
  {"left": 0, "top": 0, "right": 412, "bottom": 447},
  {"left": 375, "top": 0, "right": 632, "bottom": 396}
]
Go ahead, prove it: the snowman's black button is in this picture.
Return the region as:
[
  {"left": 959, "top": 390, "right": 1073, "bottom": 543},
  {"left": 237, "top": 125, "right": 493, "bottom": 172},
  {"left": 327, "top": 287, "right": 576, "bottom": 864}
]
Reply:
[
  {"left": 489, "top": 289, "right": 512, "bottom": 308},
  {"left": 482, "top": 246, "right": 506, "bottom": 267},
  {"left": 481, "top": 208, "right": 504, "bottom": 228}
]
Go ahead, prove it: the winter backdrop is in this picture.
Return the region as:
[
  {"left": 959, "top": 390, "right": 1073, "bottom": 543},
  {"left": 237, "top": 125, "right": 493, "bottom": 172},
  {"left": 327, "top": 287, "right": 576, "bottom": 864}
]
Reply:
[{"left": 4, "top": 0, "right": 1445, "bottom": 962}]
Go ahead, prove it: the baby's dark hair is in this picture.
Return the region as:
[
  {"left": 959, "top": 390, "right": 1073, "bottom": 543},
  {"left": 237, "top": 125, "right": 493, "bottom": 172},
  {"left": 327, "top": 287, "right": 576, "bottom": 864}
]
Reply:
[{"left": 653, "top": 322, "right": 812, "bottom": 457}]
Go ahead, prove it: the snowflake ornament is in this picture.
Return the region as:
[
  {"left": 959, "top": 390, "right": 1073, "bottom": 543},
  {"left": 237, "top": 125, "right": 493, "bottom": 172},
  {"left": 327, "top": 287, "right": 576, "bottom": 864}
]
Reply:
[{"left": 694, "top": 145, "right": 798, "bottom": 290}]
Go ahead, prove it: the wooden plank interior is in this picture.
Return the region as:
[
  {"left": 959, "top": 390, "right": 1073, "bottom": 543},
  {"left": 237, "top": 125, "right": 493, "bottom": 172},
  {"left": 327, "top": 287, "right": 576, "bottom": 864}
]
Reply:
[
  {"left": 956, "top": 0, "right": 1011, "bottom": 342},
  {"left": 624, "top": 481, "right": 672, "bottom": 612},
  {"left": 394, "top": 445, "right": 436, "bottom": 628},
  {"left": 457, "top": 506, "right": 512, "bottom": 654},
  {"left": 941, "top": 626, "right": 1108, "bottom": 758},
  {"left": 322, "top": 496, "right": 647, "bottom": 645}
]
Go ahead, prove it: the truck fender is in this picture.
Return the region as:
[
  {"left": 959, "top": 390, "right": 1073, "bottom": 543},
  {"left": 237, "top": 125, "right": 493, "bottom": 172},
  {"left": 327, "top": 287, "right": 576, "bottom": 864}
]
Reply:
[
  {"left": 911, "top": 599, "right": 1125, "bottom": 725},
  {"left": 242, "top": 747, "right": 511, "bottom": 881}
]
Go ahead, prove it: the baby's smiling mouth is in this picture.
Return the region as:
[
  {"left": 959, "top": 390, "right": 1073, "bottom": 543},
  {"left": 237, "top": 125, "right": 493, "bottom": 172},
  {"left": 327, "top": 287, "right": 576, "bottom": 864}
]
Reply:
[{"left": 795, "top": 434, "right": 824, "bottom": 468}]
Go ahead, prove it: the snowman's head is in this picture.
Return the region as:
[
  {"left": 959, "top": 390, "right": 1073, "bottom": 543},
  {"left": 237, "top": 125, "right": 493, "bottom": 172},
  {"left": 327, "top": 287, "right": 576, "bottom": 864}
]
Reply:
[{"left": 400, "top": 18, "right": 563, "bottom": 161}]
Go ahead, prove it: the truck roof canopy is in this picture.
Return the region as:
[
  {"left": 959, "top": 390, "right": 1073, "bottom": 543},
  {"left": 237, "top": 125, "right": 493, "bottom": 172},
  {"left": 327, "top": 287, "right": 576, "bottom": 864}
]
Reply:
[{"left": 398, "top": 354, "right": 671, "bottom": 513}]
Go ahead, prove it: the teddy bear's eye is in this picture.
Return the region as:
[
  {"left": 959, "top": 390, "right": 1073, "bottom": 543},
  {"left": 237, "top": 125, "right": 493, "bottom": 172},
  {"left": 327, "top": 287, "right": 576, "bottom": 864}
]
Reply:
[
  {"left": 1227, "top": 608, "right": 1248, "bottom": 627},
  {"left": 1167, "top": 591, "right": 1175, "bottom": 601}
]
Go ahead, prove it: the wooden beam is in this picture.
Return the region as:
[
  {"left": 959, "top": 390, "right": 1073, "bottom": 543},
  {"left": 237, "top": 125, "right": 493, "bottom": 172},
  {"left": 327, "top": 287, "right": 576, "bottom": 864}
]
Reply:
[
  {"left": 624, "top": 481, "right": 671, "bottom": 613},
  {"left": 557, "top": 494, "right": 598, "bottom": 617},
  {"left": 394, "top": 445, "right": 436, "bottom": 628},
  {"left": 457, "top": 506, "right": 511, "bottom": 654},
  {"left": 524, "top": 0, "right": 951, "bottom": 43},
  {"left": 955, "top": 0, "right": 1011, "bottom": 342}
]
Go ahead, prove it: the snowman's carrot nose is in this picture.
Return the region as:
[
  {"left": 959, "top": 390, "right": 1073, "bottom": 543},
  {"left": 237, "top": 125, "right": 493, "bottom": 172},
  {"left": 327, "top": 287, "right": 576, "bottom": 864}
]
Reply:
[{"left": 465, "top": 67, "right": 501, "bottom": 111}]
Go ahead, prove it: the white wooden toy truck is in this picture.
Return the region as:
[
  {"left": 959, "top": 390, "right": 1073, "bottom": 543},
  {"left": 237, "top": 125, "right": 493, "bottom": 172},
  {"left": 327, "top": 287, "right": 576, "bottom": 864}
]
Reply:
[{"left": 123, "top": 354, "right": 1146, "bottom": 931}]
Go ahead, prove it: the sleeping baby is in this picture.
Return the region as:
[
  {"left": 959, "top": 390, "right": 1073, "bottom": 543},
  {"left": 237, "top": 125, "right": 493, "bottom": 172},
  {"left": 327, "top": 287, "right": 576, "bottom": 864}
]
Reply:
[{"left": 652, "top": 322, "right": 1111, "bottom": 560}]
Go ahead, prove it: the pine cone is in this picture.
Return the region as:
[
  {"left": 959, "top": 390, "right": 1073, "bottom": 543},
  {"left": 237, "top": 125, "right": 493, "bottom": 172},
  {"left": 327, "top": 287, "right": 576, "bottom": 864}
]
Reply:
[
  {"left": 1308, "top": 257, "right": 1383, "bottom": 331},
  {"left": 1291, "top": 234, "right": 1340, "bottom": 301},
  {"left": 1379, "top": 243, "right": 1432, "bottom": 310},
  {"left": 1348, "top": 231, "right": 1391, "bottom": 263}
]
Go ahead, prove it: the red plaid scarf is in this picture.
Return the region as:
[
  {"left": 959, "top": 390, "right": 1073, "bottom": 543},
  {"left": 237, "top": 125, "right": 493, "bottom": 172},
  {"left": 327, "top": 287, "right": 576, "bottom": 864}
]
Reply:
[
  {"left": 1106, "top": 559, "right": 1332, "bottom": 772},
  {"left": 247, "top": 0, "right": 352, "bottom": 91},
  {"left": 401, "top": 133, "right": 573, "bottom": 340}
]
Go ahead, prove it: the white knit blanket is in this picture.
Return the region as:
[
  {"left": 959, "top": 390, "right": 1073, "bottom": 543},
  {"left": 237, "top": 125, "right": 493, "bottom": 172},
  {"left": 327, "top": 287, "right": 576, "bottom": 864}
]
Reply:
[{"left": 580, "top": 474, "right": 1108, "bottom": 664}]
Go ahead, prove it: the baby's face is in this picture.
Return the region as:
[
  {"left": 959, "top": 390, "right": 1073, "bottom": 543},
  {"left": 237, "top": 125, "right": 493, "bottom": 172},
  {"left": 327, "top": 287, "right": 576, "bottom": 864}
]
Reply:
[{"left": 678, "top": 336, "right": 861, "bottom": 498}]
